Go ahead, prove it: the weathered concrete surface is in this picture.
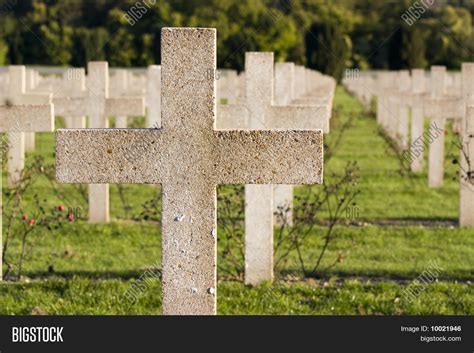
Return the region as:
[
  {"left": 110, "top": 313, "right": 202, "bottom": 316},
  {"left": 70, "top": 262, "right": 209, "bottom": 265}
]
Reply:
[
  {"left": 56, "top": 129, "right": 323, "bottom": 184},
  {"left": 56, "top": 27, "right": 324, "bottom": 315},
  {"left": 0, "top": 105, "right": 54, "bottom": 131}
]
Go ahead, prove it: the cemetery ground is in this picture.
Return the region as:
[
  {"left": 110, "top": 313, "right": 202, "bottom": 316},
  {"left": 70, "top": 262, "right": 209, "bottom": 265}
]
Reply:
[{"left": 1, "top": 87, "right": 473, "bottom": 315}]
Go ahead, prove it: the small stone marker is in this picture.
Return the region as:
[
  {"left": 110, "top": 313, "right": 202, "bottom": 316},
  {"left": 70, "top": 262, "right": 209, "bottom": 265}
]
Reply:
[
  {"left": 1, "top": 66, "right": 54, "bottom": 187},
  {"left": 423, "top": 66, "right": 463, "bottom": 188},
  {"left": 56, "top": 28, "right": 324, "bottom": 314},
  {"left": 460, "top": 63, "right": 474, "bottom": 227},
  {"left": 394, "top": 70, "right": 411, "bottom": 150},
  {"left": 376, "top": 72, "right": 397, "bottom": 131},
  {"left": 409, "top": 69, "right": 426, "bottom": 173},
  {"left": 146, "top": 65, "right": 161, "bottom": 128},
  {"left": 218, "top": 54, "right": 329, "bottom": 286}
]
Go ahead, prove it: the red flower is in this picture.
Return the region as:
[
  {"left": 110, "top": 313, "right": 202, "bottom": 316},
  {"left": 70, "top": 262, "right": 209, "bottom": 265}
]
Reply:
[
  {"left": 29, "top": 219, "right": 35, "bottom": 226},
  {"left": 22, "top": 214, "right": 28, "bottom": 221},
  {"left": 58, "top": 205, "right": 65, "bottom": 212},
  {"left": 68, "top": 213, "right": 75, "bottom": 223}
]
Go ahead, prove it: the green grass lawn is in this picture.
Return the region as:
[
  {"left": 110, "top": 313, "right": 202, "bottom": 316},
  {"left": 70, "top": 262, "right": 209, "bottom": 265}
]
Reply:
[{"left": 1, "top": 87, "right": 473, "bottom": 315}]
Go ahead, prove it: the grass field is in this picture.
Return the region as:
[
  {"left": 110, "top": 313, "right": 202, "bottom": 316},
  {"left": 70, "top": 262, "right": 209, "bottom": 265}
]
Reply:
[{"left": 1, "top": 87, "right": 473, "bottom": 315}]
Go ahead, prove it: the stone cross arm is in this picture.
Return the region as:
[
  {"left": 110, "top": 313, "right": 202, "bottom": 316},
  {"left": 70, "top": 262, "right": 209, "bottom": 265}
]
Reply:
[
  {"left": 423, "top": 95, "right": 464, "bottom": 119},
  {"left": 55, "top": 128, "right": 323, "bottom": 185},
  {"left": 0, "top": 104, "right": 54, "bottom": 132},
  {"left": 53, "top": 96, "right": 145, "bottom": 119},
  {"left": 217, "top": 103, "right": 329, "bottom": 132},
  {"left": 265, "top": 105, "right": 330, "bottom": 132},
  {"left": 105, "top": 97, "right": 145, "bottom": 117},
  {"left": 53, "top": 96, "right": 88, "bottom": 118}
]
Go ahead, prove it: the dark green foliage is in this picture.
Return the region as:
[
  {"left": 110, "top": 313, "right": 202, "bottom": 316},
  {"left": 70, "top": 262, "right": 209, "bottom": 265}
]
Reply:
[
  {"left": 0, "top": 1, "right": 472, "bottom": 80},
  {"left": 305, "top": 21, "right": 350, "bottom": 81}
]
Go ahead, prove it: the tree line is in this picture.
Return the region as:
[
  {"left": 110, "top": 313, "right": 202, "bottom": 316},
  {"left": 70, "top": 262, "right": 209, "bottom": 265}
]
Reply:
[{"left": 0, "top": 0, "right": 473, "bottom": 81}]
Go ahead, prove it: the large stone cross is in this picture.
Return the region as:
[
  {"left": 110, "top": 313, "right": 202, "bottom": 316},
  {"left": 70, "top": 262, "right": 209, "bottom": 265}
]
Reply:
[
  {"left": 55, "top": 62, "right": 145, "bottom": 223},
  {"left": 460, "top": 63, "right": 474, "bottom": 227},
  {"left": 1, "top": 65, "right": 54, "bottom": 187},
  {"left": 56, "top": 28, "right": 324, "bottom": 314},
  {"left": 217, "top": 53, "right": 328, "bottom": 285},
  {"left": 423, "top": 66, "right": 464, "bottom": 188}
]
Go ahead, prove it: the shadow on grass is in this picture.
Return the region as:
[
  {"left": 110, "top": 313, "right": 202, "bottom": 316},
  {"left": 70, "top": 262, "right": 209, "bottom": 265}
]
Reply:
[
  {"left": 277, "top": 269, "right": 474, "bottom": 283},
  {"left": 16, "top": 269, "right": 162, "bottom": 281}
]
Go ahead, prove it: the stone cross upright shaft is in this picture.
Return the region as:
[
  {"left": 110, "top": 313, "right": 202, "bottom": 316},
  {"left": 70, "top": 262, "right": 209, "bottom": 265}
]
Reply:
[
  {"left": 24, "top": 68, "right": 40, "bottom": 152},
  {"left": 273, "top": 62, "right": 296, "bottom": 227},
  {"left": 56, "top": 28, "right": 324, "bottom": 314},
  {"left": 2, "top": 66, "right": 54, "bottom": 187},
  {"left": 424, "top": 66, "right": 463, "bottom": 188},
  {"left": 110, "top": 69, "right": 146, "bottom": 128},
  {"left": 460, "top": 63, "right": 474, "bottom": 227},
  {"left": 409, "top": 69, "right": 426, "bottom": 173},
  {"left": 110, "top": 69, "right": 129, "bottom": 128},
  {"left": 394, "top": 70, "right": 411, "bottom": 150}
]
